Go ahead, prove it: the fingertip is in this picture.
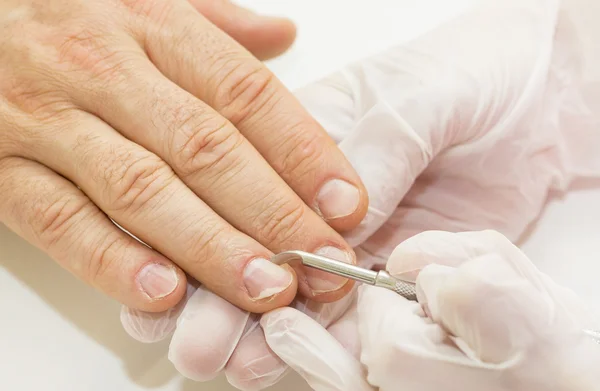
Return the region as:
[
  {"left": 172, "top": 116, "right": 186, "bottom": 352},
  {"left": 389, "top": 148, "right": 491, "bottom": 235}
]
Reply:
[
  {"left": 305, "top": 278, "right": 355, "bottom": 303},
  {"left": 120, "top": 305, "right": 176, "bottom": 343},
  {"left": 242, "top": 263, "right": 298, "bottom": 314},
  {"left": 235, "top": 16, "right": 297, "bottom": 60},
  {"left": 131, "top": 261, "right": 187, "bottom": 312},
  {"left": 318, "top": 179, "right": 370, "bottom": 233},
  {"left": 191, "top": 0, "right": 297, "bottom": 60},
  {"left": 168, "top": 287, "right": 250, "bottom": 381},
  {"left": 386, "top": 231, "right": 461, "bottom": 280},
  {"left": 261, "top": 307, "right": 371, "bottom": 391},
  {"left": 225, "top": 327, "right": 288, "bottom": 391},
  {"left": 121, "top": 280, "right": 196, "bottom": 343},
  {"left": 296, "top": 245, "right": 358, "bottom": 303}
]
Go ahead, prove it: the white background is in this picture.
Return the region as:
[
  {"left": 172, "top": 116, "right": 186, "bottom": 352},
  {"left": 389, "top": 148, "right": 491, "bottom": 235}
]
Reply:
[{"left": 1, "top": 1, "right": 599, "bottom": 390}]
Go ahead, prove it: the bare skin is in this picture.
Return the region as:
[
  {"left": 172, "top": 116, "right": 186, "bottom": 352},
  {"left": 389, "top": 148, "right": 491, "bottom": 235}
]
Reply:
[{"left": 0, "top": 0, "right": 368, "bottom": 313}]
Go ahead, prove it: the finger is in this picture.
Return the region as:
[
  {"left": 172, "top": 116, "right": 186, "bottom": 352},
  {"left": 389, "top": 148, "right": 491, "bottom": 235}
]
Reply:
[
  {"left": 225, "top": 317, "right": 289, "bottom": 391},
  {"left": 0, "top": 157, "right": 186, "bottom": 311},
  {"left": 386, "top": 230, "right": 523, "bottom": 282},
  {"left": 121, "top": 278, "right": 198, "bottom": 343},
  {"left": 136, "top": 0, "right": 369, "bottom": 229},
  {"left": 189, "top": 0, "right": 296, "bottom": 60},
  {"left": 292, "top": 64, "right": 437, "bottom": 247},
  {"left": 225, "top": 291, "right": 357, "bottom": 391},
  {"left": 386, "top": 229, "right": 594, "bottom": 363},
  {"left": 418, "top": 255, "right": 556, "bottom": 364},
  {"left": 293, "top": 72, "right": 416, "bottom": 248},
  {"left": 24, "top": 109, "right": 297, "bottom": 312},
  {"left": 261, "top": 307, "right": 374, "bottom": 391},
  {"left": 168, "top": 286, "right": 250, "bottom": 381},
  {"left": 356, "top": 285, "right": 473, "bottom": 391},
  {"left": 60, "top": 44, "right": 355, "bottom": 301},
  {"left": 326, "top": 300, "right": 361, "bottom": 359}
]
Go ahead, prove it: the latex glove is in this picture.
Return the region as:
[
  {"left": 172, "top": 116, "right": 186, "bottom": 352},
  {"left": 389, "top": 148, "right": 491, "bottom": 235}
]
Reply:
[
  {"left": 299, "top": 0, "right": 600, "bottom": 268},
  {"left": 121, "top": 0, "right": 600, "bottom": 389},
  {"left": 120, "top": 274, "right": 356, "bottom": 389},
  {"left": 262, "top": 230, "right": 600, "bottom": 391}
]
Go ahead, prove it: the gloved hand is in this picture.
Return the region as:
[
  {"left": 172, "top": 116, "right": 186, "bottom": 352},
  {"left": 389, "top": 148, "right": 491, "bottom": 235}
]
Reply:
[
  {"left": 262, "top": 230, "right": 600, "bottom": 391},
  {"left": 120, "top": 0, "right": 600, "bottom": 389}
]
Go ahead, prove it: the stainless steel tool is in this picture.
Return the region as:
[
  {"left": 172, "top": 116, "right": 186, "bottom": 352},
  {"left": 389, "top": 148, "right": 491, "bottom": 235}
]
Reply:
[
  {"left": 271, "top": 250, "right": 417, "bottom": 300},
  {"left": 271, "top": 250, "right": 600, "bottom": 345}
]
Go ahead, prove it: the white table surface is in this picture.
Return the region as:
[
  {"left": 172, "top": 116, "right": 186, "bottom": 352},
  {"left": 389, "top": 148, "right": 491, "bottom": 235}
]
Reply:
[{"left": 1, "top": 1, "right": 599, "bottom": 390}]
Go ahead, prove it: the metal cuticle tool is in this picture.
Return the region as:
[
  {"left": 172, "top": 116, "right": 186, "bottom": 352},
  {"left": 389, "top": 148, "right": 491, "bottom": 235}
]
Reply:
[
  {"left": 271, "top": 250, "right": 418, "bottom": 301},
  {"left": 270, "top": 250, "right": 600, "bottom": 344}
]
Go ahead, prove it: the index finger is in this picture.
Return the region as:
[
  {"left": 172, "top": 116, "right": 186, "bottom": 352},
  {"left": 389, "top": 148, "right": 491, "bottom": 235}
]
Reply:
[{"left": 134, "top": 0, "right": 369, "bottom": 230}]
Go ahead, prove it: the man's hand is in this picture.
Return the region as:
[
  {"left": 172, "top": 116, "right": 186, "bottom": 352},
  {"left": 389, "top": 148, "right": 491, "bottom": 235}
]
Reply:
[{"left": 0, "top": 0, "right": 369, "bottom": 313}]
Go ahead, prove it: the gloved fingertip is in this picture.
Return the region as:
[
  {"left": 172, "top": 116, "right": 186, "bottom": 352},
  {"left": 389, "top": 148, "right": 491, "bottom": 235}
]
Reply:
[
  {"left": 386, "top": 230, "right": 481, "bottom": 279},
  {"left": 120, "top": 305, "right": 177, "bottom": 343},
  {"left": 226, "top": 365, "right": 288, "bottom": 391},
  {"left": 259, "top": 307, "right": 293, "bottom": 333},
  {"left": 168, "top": 287, "right": 250, "bottom": 381},
  {"left": 225, "top": 325, "right": 288, "bottom": 391},
  {"left": 167, "top": 340, "right": 225, "bottom": 382},
  {"left": 262, "top": 308, "right": 372, "bottom": 391},
  {"left": 415, "top": 264, "right": 456, "bottom": 322}
]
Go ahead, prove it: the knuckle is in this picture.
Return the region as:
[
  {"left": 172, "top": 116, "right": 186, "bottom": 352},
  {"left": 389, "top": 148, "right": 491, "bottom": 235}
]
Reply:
[
  {"left": 211, "top": 60, "right": 276, "bottom": 124},
  {"left": 35, "top": 192, "right": 91, "bottom": 248},
  {"left": 276, "top": 129, "right": 325, "bottom": 179},
  {"left": 182, "top": 223, "right": 231, "bottom": 268},
  {"left": 86, "top": 233, "right": 129, "bottom": 286},
  {"left": 0, "top": 23, "right": 75, "bottom": 120},
  {"left": 103, "top": 151, "right": 174, "bottom": 214},
  {"left": 172, "top": 114, "right": 244, "bottom": 178},
  {"left": 1, "top": 74, "right": 74, "bottom": 121},
  {"left": 259, "top": 198, "right": 306, "bottom": 247},
  {"left": 0, "top": 116, "right": 21, "bottom": 160},
  {"left": 54, "top": 25, "right": 137, "bottom": 85}
]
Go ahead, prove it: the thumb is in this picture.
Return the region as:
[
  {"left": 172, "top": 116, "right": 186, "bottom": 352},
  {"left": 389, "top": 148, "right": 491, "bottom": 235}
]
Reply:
[
  {"left": 189, "top": 0, "right": 296, "bottom": 60},
  {"left": 261, "top": 307, "right": 374, "bottom": 391}
]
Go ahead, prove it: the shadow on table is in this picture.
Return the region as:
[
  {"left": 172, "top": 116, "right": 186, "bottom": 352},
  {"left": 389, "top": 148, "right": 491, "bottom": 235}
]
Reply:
[
  {"left": 178, "top": 372, "right": 310, "bottom": 391},
  {"left": 0, "top": 225, "right": 178, "bottom": 388}
]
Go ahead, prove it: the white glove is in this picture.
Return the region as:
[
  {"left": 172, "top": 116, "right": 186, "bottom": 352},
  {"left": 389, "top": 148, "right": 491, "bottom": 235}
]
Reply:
[
  {"left": 120, "top": 0, "right": 600, "bottom": 389},
  {"left": 119, "top": 275, "right": 354, "bottom": 390},
  {"left": 262, "top": 230, "right": 600, "bottom": 391}
]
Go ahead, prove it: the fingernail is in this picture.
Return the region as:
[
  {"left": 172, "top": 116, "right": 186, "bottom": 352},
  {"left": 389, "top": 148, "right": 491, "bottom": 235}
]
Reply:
[
  {"left": 137, "top": 263, "right": 179, "bottom": 300},
  {"left": 244, "top": 258, "right": 293, "bottom": 300},
  {"left": 316, "top": 179, "right": 360, "bottom": 220},
  {"left": 306, "top": 246, "right": 352, "bottom": 293}
]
